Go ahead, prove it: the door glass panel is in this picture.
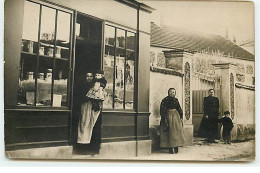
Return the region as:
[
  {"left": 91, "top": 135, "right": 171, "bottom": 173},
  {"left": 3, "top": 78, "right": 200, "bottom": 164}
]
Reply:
[
  {"left": 18, "top": 1, "right": 40, "bottom": 106},
  {"left": 53, "top": 11, "right": 71, "bottom": 107},
  {"left": 103, "top": 25, "right": 115, "bottom": 108},
  {"left": 125, "top": 32, "right": 135, "bottom": 109},
  {"left": 114, "top": 29, "right": 125, "bottom": 109}
]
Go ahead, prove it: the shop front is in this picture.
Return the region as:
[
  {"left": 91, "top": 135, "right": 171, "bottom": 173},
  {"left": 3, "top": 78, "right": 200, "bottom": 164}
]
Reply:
[{"left": 4, "top": 0, "right": 153, "bottom": 156}]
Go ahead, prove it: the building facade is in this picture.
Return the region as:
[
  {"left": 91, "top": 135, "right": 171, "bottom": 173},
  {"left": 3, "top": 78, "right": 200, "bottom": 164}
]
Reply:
[{"left": 4, "top": 0, "right": 153, "bottom": 157}]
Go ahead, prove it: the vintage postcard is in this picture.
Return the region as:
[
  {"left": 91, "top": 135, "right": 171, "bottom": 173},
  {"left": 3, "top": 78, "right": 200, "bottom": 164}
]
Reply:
[{"left": 3, "top": 0, "right": 255, "bottom": 161}]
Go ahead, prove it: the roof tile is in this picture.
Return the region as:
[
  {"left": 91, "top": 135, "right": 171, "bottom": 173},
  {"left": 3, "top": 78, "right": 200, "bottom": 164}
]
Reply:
[{"left": 150, "top": 23, "right": 254, "bottom": 61}]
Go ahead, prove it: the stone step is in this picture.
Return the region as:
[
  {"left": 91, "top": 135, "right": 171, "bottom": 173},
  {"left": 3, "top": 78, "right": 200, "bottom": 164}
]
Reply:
[
  {"left": 5, "top": 145, "right": 73, "bottom": 159},
  {"left": 5, "top": 140, "right": 152, "bottom": 160}
]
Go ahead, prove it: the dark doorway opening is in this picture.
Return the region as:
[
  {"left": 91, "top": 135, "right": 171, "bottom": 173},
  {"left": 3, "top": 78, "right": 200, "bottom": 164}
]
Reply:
[{"left": 71, "top": 13, "right": 103, "bottom": 147}]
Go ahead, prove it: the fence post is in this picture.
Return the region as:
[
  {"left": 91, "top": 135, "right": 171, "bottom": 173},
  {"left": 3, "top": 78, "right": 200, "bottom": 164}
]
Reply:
[
  {"left": 164, "top": 50, "right": 194, "bottom": 146},
  {"left": 213, "top": 63, "right": 237, "bottom": 140}
]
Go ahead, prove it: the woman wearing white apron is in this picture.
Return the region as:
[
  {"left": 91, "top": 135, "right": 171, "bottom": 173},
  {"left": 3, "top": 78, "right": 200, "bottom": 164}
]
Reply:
[
  {"left": 77, "top": 72, "right": 102, "bottom": 155},
  {"left": 160, "top": 88, "right": 185, "bottom": 154}
]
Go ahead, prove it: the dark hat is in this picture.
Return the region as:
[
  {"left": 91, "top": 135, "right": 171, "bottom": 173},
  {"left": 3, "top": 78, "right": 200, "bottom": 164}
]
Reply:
[
  {"left": 224, "top": 111, "right": 230, "bottom": 115},
  {"left": 96, "top": 70, "right": 104, "bottom": 75}
]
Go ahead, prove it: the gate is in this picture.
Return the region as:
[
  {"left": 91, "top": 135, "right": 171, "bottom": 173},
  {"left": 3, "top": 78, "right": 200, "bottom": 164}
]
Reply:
[{"left": 192, "top": 73, "right": 221, "bottom": 135}]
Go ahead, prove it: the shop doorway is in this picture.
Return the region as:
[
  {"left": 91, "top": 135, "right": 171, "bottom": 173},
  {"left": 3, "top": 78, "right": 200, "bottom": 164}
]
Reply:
[{"left": 71, "top": 13, "right": 103, "bottom": 144}]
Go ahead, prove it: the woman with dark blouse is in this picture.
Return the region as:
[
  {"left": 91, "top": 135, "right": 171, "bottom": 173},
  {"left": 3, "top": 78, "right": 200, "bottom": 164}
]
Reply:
[
  {"left": 160, "top": 88, "right": 185, "bottom": 154},
  {"left": 74, "top": 72, "right": 102, "bottom": 155}
]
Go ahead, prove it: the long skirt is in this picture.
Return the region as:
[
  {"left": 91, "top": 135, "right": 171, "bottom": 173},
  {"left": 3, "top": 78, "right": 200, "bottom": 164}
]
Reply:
[
  {"left": 77, "top": 100, "right": 101, "bottom": 144},
  {"left": 198, "top": 116, "right": 218, "bottom": 139},
  {"left": 160, "top": 109, "right": 185, "bottom": 148}
]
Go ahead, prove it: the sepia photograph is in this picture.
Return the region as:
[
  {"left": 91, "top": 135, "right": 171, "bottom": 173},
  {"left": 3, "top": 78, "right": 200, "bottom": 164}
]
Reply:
[{"left": 2, "top": 0, "right": 255, "bottom": 162}]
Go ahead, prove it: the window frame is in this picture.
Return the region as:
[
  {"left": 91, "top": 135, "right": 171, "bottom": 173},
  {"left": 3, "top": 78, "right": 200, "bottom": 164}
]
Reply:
[
  {"left": 103, "top": 23, "right": 137, "bottom": 111},
  {"left": 17, "top": 0, "right": 74, "bottom": 109}
]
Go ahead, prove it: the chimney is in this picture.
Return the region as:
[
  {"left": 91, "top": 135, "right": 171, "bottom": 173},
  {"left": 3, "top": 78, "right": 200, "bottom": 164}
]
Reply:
[
  {"left": 225, "top": 26, "right": 229, "bottom": 40},
  {"left": 160, "top": 13, "right": 165, "bottom": 26},
  {"left": 233, "top": 34, "right": 236, "bottom": 43}
]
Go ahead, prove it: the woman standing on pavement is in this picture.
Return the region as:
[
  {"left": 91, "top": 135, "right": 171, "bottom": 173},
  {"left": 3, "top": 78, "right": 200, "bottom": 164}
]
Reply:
[
  {"left": 198, "top": 89, "right": 220, "bottom": 143},
  {"left": 160, "top": 88, "right": 185, "bottom": 154}
]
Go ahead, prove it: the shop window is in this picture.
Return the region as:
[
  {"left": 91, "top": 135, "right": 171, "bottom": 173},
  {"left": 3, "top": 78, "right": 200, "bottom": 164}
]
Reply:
[
  {"left": 18, "top": 1, "right": 72, "bottom": 107},
  {"left": 103, "top": 25, "right": 136, "bottom": 109}
]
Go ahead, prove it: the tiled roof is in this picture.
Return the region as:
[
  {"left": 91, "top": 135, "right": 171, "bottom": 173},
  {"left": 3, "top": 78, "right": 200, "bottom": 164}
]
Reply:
[
  {"left": 150, "top": 22, "right": 254, "bottom": 61},
  {"left": 239, "top": 39, "right": 254, "bottom": 47}
]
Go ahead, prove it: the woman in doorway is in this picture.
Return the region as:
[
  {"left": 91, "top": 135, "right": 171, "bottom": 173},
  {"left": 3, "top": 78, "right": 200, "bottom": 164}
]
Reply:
[
  {"left": 160, "top": 88, "right": 185, "bottom": 154},
  {"left": 77, "top": 72, "right": 102, "bottom": 155}
]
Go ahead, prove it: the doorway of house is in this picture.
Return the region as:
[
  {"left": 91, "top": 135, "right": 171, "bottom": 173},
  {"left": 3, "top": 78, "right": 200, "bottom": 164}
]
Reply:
[{"left": 71, "top": 13, "right": 103, "bottom": 149}]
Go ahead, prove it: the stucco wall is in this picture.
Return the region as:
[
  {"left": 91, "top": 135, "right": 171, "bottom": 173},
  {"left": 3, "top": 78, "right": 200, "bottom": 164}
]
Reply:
[
  {"left": 150, "top": 47, "right": 172, "bottom": 68},
  {"left": 232, "top": 86, "right": 255, "bottom": 140},
  {"left": 149, "top": 71, "right": 183, "bottom": 126},
  {"left": 235, "top": 87, "right": 255, "bottom": 125}
]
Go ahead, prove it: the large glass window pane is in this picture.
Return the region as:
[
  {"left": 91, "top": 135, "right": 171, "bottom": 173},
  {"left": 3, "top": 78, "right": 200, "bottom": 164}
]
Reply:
[
  {"left": 53, "top": 11, "right": 71, "bottom": 107},
  {"left": 103, "top": 25, "right": 115, "bottom": 108},
  {"left": 56, "top": 11, "right": 70, "bottom": 59},
  {"left": 18, "top": 1, "right": 40, "bottom": 106},
  {"left": 22, "top": 1, "right": 40, "bottom": 43},
  {"left": 114, "top": 29, "right": 125, "bottom": 109},
  {"left": 37, "top": 6, "right": 56, "bottom": 106},
  {"left": 125, "top": 32, "right": 135, "bottom": 109}
]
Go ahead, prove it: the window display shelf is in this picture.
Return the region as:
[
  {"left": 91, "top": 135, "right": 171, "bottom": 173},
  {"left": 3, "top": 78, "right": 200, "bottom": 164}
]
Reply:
[
  {"left": 39, "top": 54, "right": 68, "bottom": 61},
  {"left": 21, "top": 51, "right": 68, "bottom": 61},
  {"left": 106, "top": 44, "right": 134, "bottom": 52},
  {"left": 116, "top": 46, "right": 125, "bottom": 50},
  {"left": 40, "top": 42, "right": 69, "bottom": 50},
  {"left": 105, "top": 44, "right": 115, "bottom": 47},
  {"left": 21, "top": 51, "right": 37, "bottom": 56},
  {"left": 115, "top": 46, "right": 135, "bottom": 52},
  {"left": 126, "top": 49, "right": 135, "bottom": 52},
  {"left": 76, "top": 36, "right": 101, "bottom": 44}
]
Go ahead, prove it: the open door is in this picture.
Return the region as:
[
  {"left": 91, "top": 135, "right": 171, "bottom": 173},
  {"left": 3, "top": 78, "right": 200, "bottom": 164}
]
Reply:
[{"left": 71, "top": 13, "right": 103, "bottom": 144}]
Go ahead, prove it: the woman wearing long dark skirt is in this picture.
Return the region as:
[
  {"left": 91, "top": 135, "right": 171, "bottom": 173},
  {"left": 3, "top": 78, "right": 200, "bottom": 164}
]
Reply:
[
  {"left": 75, "top": 72, "right": 102, "bottom": 155},
  {"left": 160, "top": 88, "right": 185, "bottom": 154}
]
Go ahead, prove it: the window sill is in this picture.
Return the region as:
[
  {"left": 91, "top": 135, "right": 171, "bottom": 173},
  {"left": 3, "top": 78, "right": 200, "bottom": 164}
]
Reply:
[
  {"left": 102, "top": 109, "right": 136, "bottom": 114},
  {"left": 4, "top": 106, "right": 71, "bottom": 112}
]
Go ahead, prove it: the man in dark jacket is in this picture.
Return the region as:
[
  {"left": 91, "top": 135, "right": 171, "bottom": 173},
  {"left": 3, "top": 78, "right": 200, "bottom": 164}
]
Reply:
[{"left": 199, "top": 89, "right": 220, "bottom": 143}]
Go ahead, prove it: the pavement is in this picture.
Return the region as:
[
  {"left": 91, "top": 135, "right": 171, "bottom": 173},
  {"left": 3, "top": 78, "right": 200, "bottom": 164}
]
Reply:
[
  {"left": 5, "top": 138, "right": 255, "bottom": 162},
  {"left": 127, "top": 138, "right": 255, "bottom": 162},
  {"left": 71, "top": 138, "right": 255, "bottom": 162}
]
